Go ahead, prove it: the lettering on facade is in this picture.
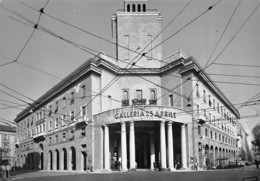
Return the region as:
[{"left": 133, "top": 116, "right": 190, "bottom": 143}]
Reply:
[{"left": 114, "top": 110, "right": 176, "bottom": 120}]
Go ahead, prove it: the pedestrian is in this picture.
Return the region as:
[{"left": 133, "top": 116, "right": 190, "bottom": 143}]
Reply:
[
  {"left": 194, "top": 159, "right": 198, "bottom": 170},
  {"left": 6, "top": 164, "right": 11, "bottom": 179},
  {"left": 255, "top": 160, "right": 259, "bottom": 169},
  {"left": 1, "top": 163, "right": 6, "bottom": 179}
]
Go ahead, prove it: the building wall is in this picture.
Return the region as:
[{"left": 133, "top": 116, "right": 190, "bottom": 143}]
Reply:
[{"left": 112, "top": 11, "right": 162, "bottom": 68}]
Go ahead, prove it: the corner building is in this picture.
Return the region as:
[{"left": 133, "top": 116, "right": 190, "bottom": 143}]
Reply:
[{"left": 14, "top": 0, "right": 240, "bottom": 172}]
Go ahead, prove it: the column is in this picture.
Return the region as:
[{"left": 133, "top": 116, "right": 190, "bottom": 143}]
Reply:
[
  {"left": 150, "top": 132, "right": 155, "bottom": 170},
  {"left": 160, "top": 121, "right": 167, "bottom": 170},
  {"left": 129, "top": 121, "right": 136, "bottom": 170},
  {"left": 104, "top": 125, "right": 110, "bottom": 170},
  {"left": 167, "top": 121, "right": 174, "bottom": 171},
  {"left": 181, "top": 124, "right": 187, "bottom": 169},
  {"left": 121, "top": 122, "right": 127, "bottom": 171}
]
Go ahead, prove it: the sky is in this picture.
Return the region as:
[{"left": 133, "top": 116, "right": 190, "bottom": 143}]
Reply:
[{"left": 0, "top": 0, "right": 260, "bottom": 139}]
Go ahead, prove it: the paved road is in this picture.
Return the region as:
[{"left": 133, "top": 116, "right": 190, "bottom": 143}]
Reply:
[{"left": 3, "top": 165, "right": 260, "bottom": 181}]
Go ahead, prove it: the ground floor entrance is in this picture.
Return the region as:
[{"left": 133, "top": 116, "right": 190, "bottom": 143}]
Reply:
[{"left": 104, "top": 121, "right": 185, "bottom": 171}]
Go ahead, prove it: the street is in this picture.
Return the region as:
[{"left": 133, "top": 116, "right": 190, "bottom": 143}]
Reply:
[{"left": 4, "top": 166, "right": 260, "bottom": 181}]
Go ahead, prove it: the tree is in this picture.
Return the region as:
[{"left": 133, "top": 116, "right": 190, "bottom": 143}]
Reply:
[{"left": 252, "top": 123, "right": 260, "bottom": 149}]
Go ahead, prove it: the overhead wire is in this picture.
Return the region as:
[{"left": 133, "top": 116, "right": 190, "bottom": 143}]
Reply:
[
  {"left": 2, "top": 0, "right": 258, "bottom": 131},
  {"left": 146, "top": 0, "right": 221, "bottom": 55},
  {"left": 212, "top": 62, "right": 260, "bottom": 68},
  {"left": 187, "top": 0, "right": 241, "bottom": 102}
]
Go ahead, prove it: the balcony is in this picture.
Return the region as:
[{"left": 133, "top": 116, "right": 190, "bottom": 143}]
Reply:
[
  {"left": 76, "top": 115, "right": 89, "bottom": 130},
  {"left": 195, "top": 114, "right": 206, "bottom": 125},
  {"left": 132, "top": 99, "right": 146, "bottom": 105},
  {"left": 122, "top": 99, "right": 129, "bottom": 106},
  {"left": 33, "top": 132, "right": 45, "bottom": 143},
  {"left": 149, "top": 99, "right": 157, "bottom": 105}
]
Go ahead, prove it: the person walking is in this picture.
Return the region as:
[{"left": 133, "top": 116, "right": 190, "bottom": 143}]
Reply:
[
  {"left": 1, "top": 163, "right": 6, "bottom": 179},
  {"left": 255, "top": 160, "right": 259, "bottom": 169}
]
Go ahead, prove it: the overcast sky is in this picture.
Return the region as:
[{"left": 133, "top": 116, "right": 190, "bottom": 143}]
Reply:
[{"left": 0, "top": 0, "right": 259, "bottom": 136}]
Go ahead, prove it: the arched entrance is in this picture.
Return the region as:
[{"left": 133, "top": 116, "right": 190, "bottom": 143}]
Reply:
[
  {"left": 49, "top": 151, "right": 53, "bottom": 170},
  {"left": 70, "top": 147, "right": 76, "bottom": 170},
  {"left": 81, "top": 152, "right": 87, "bottom": 171},
  {"left": 39, "top": 144, "right": 44, "bottom": 170},
  {"left": 198, "top": 142, "right": 203, "bottom": 168},
  {"left": 55, "top": 149, "right": 60, "bottom": 170},
  {"left": 209, "top": 146, "right": 214, "bottom": 167},
  {"left": 215, "top": 147, "right": 218, "bottom": 166},
  {"left": 205, "top": 145, "right": 209, "bottom": 167},
  {"left": 62, "top": 148, "right": 67, "bottom": 170}
]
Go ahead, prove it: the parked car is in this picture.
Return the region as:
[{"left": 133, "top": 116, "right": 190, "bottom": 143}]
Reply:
[{"left": 238, "top": 161, "right": 245, "bottom": 167}]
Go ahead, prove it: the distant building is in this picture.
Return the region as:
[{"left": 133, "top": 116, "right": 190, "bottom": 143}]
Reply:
[
  {"left": 14, "top": 0, "right": 240, "bottom": 172},
  {"left": 0, "top": 125, "right": 16, "bottom": 167},
  {"left": 236, "top": 122, "right": 252, "bottom": 162}
]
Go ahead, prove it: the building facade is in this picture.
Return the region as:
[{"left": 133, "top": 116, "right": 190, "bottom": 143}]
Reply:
[
  {"left": 14, "top": 0, "right": 240, "bottom": 172},
  {"left": 0, "top": 125, "right": 16, "bottom": 167}
]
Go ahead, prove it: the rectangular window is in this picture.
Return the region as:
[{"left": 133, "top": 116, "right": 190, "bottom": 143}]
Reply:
[
  {"left": 197, "top": 104, "right": 200, "bottom": 115},
  {"left": 198, "top": 125, "right": 201, "bottom": 135},
  {"left": 49, "top": 105, "right": 52, "bottom": 116},
  {"left": 49, "top": 120, "right": 52, "bottom": 131},
  {"left": 210, "top": 131, "right": 213, "bottom": 139},
  {"left": 209, "top": 113, "right": 211, "bottom": 123},
  {"left": 213, "top": 99, "right": 215, "bottom": 109},
  {"left": 82, "top": 106, "right": 87, "bottom": 116},
  {"left": 169, "top": 94, "right": 173, "bottom": 107},
  {"left": 55, "top": 101, "right": 58, "bottom": 113},
  {"left": 55, "top": 118, "right": 59, "bottom": 129},
  {"left": 203, "top": 90, "right": 206, "bottom": 102},
  {"left": 205, "top": 128, "right": 208, "bottom": 137},
  {"left": 219, "top": 134, "right": 221, "bottom": 141},
  {"left": 215, "top": 133, "right": 217, "bottom": 140},
  {"left": 63, "top": 97, "right": 66, "bottom": 108},
  {"left": 70, "top": 111, "right": 75, "bottom": 122},
  {"left": 149, "top": 89, "right": 157, "bottom": 105},
  {"left": 55, "top": 135, "right": 58, "bottom": 144},
  {"left": 136, "top": 90, "right": 142, "bottom": 100},
  {"left": 49, "top": 137, "right": 52, "bottom": 144},
  {"left": 81, "top": 85, "right": 86, "bottom": 98},
  {"left": 62, "top": 133, "right": 66, "bottom": 141},
  {"left": 217, "top": 103, "right": 220, "bottom": 113},
  {"left": 81, "top": 127, "right": 86, "bottom": 137},
  {"left": 70, "top": 92, "right": 74, "bottom": 105},
  {"left": 43, "top": 124, "right": 45, "bottom": 132},
  {"left": 208, "top": 95, "right": 211, "bottom": 107},
  {"left": 62, "top": 115, "right": 66, "bottom": 127},
  {"left": 196, "top": 84, "right": 200, "bottom": 97}
]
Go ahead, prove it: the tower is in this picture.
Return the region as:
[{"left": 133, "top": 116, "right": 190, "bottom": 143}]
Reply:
[{"left": 112, "top": 0, "right": 163, "bottom": 68}]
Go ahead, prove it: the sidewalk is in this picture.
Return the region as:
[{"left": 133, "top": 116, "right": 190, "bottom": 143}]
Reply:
[{"left": 2, "top": 165, "right": 259, "bottom": 181}]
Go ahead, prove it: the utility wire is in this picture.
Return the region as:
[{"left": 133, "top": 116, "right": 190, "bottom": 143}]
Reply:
[
  {"left": 147, "top": 0, "right": 221, "bottom": 55},
  {"left": 187, "top": 0, "right": 240, "bottom": 101},
  {"left": 3, "top": 1, "right": 256, "bottom": 126},
  {"left": 205, "top": 0, "right": 241, "bottom": 67},
  {"left": 204, "top": 2, "right": 260, "bottom": 70},
  {"left": 17, "top": 0, "right": 161, "bottom": 62},
  {"left": 213, "top": 62, "right": 260, "bottom": 68},
  {"left": 208, "top": 73, "right": 260, "bottom": 79},
  {"left": 12, "top": 0, "right": 50, "bottom": 62}
]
